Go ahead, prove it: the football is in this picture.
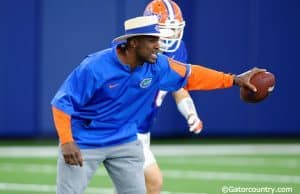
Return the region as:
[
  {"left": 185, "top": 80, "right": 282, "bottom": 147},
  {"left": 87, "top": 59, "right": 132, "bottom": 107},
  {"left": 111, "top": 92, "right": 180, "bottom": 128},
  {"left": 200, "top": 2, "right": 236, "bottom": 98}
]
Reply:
[{"left": 240, "top": 71, "right": 275, "bottom": 103}]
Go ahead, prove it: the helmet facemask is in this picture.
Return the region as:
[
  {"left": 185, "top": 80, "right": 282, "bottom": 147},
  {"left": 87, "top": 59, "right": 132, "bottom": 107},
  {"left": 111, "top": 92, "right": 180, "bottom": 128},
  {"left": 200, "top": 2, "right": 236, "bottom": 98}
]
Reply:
[{"left": 158, "top": 19, "right": 185, "bottom": 53}]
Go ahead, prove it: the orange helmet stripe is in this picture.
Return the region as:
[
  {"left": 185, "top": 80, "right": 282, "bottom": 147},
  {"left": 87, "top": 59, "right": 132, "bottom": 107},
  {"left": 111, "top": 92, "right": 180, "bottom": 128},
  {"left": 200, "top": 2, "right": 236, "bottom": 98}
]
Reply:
[{"left": 144, "top": 0, "right": 184, "bottom": 24}]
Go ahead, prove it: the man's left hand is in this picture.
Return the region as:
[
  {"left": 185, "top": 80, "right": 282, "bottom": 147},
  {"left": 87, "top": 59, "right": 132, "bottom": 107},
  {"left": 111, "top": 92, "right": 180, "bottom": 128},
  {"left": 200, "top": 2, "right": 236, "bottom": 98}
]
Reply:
[
  {"left": 187, "top": 114, "right": 203, "bottom": 134},
  {"left": 234, "top": 67, "right": 266, "bottom": 92}
]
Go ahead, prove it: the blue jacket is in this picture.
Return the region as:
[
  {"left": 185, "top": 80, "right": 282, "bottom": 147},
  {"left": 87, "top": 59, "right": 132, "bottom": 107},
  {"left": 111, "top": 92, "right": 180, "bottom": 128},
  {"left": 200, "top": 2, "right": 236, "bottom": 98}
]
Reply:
[{"left": 51, "top": 45, "right": 190, "bottom": 148}]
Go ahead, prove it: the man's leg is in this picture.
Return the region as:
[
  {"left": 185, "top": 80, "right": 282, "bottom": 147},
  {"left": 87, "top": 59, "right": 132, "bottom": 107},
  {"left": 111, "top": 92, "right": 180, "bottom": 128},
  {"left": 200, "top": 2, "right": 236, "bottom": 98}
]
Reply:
[
  {"left": 104, "top": 140, "right": 146, "bottom": 194},
  {"left": 138, "top": 133, "right": 163, "bottom": 194},
  {"left": 56, "top": 146, "right": 104, "bottom": 194},
  {"left": 144, "top": 163, "right": 163, "bottom": 194}
]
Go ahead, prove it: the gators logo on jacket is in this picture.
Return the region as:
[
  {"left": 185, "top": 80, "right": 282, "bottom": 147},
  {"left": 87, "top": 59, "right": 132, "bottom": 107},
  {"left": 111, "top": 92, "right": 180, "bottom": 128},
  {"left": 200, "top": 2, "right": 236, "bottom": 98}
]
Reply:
[{"left": 140, "top": 78, "right": 152, "bottom": 88}]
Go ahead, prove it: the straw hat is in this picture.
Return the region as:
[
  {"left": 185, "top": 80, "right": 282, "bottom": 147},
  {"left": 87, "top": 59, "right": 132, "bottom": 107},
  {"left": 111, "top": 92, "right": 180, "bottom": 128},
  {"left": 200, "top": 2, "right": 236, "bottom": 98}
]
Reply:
[{"left": 112, "top": 15, "right": 171, "bottom": 43}]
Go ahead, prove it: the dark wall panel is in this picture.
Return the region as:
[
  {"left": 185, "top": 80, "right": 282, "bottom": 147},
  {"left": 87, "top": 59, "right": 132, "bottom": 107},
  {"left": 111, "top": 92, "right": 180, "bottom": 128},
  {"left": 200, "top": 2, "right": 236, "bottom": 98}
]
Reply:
[
  {"left": 0, "top": 0, "right": 37, "bottom": 137},
  {"left": 1, "top": 0, "right": 300, "bottom": 138}
]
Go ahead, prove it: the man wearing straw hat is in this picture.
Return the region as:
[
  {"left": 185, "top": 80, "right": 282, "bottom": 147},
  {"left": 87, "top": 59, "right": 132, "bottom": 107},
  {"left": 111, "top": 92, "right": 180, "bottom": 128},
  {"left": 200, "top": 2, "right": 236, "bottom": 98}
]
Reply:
[{"left": 51, "top": 15, "right": 265, "bottom": 194}]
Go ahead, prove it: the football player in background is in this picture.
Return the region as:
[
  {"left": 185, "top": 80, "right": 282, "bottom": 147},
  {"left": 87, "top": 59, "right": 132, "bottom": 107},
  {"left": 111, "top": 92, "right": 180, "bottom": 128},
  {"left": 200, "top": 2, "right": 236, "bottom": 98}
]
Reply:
[{"left": 139, "top": 1, "right": 202, "bottom": 193}]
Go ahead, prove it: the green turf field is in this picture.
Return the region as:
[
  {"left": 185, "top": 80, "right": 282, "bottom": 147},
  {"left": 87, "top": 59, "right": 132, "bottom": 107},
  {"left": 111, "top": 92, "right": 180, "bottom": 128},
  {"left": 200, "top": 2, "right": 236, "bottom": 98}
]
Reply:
[{"left": 0, "top": 144, "right": 299, "bottom": 194}]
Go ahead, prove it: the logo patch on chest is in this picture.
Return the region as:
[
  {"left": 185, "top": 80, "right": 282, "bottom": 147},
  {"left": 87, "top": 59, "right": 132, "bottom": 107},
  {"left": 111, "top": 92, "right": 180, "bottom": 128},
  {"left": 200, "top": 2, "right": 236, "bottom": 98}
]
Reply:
[{"left": 139, "top": 78, "right": 152, "bottom": 88}]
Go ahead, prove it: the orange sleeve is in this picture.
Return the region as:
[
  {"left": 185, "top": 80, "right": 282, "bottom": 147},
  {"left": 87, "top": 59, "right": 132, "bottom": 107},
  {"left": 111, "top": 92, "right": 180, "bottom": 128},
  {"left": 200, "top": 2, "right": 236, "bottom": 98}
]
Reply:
[
  {"left": 168, "top": 58, "right": 188, "bottom": 77},
  {"left": 52, "top": 106, "right": 73, "bottom": 144},
  {"left": 185, "top": 65, "right": 234, "bottom": 91}
]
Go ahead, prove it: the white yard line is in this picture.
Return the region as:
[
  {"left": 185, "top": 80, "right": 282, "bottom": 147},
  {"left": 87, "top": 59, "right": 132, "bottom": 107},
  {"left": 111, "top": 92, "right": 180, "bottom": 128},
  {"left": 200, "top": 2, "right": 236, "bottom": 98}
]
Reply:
[
  {"left": 152, "top": 144, "right": 300, "bottom": 156},
  {"left": 163, "top": 170, "right": 300, "bottom": 184},
  {"left": 159, "top": 157, "right": 300, "bottom": 169},
  {"left": 0, "top": 163, "right": 299, "bottom": 185},
  {"left": 0, "top": 182, "right": 206, "bottom": 194},
  {"left": 0, "top": 144, "right": 300, "bottom": 157},
  {"left": 0, "top": 182, "right": 113, "bottom": 194}
]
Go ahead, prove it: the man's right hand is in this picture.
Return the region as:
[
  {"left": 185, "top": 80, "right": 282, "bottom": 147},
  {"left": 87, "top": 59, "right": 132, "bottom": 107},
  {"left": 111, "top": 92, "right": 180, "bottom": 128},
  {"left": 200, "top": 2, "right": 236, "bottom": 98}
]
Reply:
[{"left": 61, "top": 142, "right": 83, "bottom": 167}]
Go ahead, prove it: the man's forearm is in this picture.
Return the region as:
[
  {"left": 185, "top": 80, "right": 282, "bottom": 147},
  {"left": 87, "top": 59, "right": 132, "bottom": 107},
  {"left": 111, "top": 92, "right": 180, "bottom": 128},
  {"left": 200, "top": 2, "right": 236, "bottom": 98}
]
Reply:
[{"left": 185, "top": 65, "right": 234, "bottom": 91}]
